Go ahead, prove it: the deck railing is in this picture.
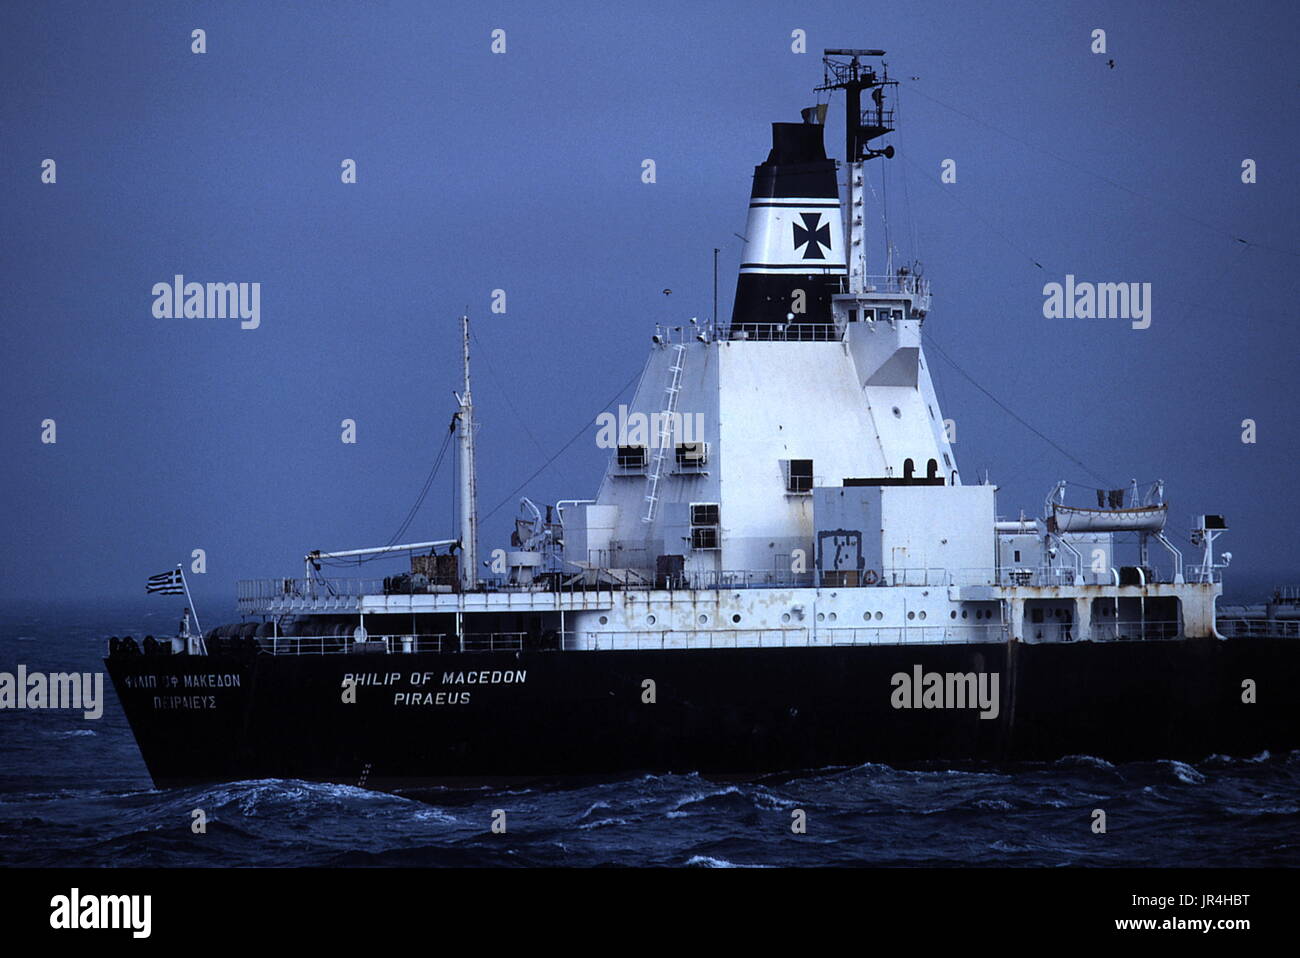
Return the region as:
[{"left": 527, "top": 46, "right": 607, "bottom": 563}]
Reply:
[
  {"left": 200, "top": 616, "right": 1300, "bottom": 656},
  {"left": 722, "top": 323, "right": 842, "bottom": 342},
  {"left": 236, "top": 563, "right": 1218, "bottom": 613},
  {"left": 1184, "top": 564, "right": 1224, "bottom": 583},
  {"left": 248, "top": 632, "right": 540, "bottom": 655},
  {"left": 1217, "top": 618, "right": 1300, "bottom": 640},
  {"left": 1074, "top": 619, "right": 1181, "bottom": 642}
]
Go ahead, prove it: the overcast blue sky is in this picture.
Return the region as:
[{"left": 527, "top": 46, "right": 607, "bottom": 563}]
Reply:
[{"left": 2, "top": 0, "right": 1297, "bottom": 608}]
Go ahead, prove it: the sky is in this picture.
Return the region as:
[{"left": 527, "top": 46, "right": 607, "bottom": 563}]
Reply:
[{"left": 1, "top": 0, "right": 1297, "bottom": 609}]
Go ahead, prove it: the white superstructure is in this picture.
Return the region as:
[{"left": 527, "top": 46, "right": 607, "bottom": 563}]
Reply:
[{"left": 232, "top": 50, "right": 1229, "bottom": 656}]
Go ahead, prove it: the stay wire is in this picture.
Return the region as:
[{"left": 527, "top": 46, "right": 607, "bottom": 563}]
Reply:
[
  {"left": 923, "top": 331, "right": 1116, "bottom": 488},
  {"left": 481, "top": 366, "right": 646, "bottom": 523}
]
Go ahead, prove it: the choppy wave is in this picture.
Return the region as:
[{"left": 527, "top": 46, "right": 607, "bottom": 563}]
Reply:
[{"left": 2, "top": 753, "right": 1298, "bottom": 866}]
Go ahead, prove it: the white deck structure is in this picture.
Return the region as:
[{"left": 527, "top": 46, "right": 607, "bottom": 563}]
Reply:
[{"left": 232, "top": 51, "right": 1229, "bottom": 655}]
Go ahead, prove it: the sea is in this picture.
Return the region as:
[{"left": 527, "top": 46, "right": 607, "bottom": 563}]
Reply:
[{"left": 2, "top": 601, "right": 1297, "bottom": 868}]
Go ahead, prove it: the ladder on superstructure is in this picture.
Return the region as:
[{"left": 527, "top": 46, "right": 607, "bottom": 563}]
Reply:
[{"left": 642, "top": 343, "right": 685, "bottom": 523}]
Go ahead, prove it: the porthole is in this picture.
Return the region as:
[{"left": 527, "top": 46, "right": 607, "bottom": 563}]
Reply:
[
  {"left": 828, "top": 612, "right": 837, "bottom": 622},
  {"left": 647, "top": 615, "right": 656, "bottom": 625},
  {"left": 782, "top": 613, "right": 791, "bottom": 623},
  {"left": 863, "top": 611, "right": 872, "bottom": 622},
  {"left": 598, "top": 615, "right": 608, "bottom": 625},
  {"left": 816, "top": 612, "right": 825, "bottom": 622},
  {"left": 732, "top": 614, "right": 741, "bottom": 624},
  {"left": 950, "top": 611, "right": 957, "bottom": 619},
  {"left": 892, "top": 406, "right": 902, "bottom": 418},
  {"left": 918, "top": 611, "right": 927, "bottom": 620},
  {"left": 875, "top": 611, "right": 883, "bottom": 620},
  {"left": 907, "top": 611, "right": 916, "bottom": 620},
  {"left": 698, "top": 614, "right": 708, "bottom": 625},
  {"left": 962, "top": 610, "right": 969, "bottom": 619}
]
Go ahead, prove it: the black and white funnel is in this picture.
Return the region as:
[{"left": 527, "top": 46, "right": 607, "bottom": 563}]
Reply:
[{"left": 730, "top": 119, "right": 846, "bottom": 338}]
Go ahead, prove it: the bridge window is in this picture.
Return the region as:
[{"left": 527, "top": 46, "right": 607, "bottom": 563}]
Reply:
[
  {"left": 616, "top": 445, "right": 647, "bottom": 470},
  {"left": 676, "top": 441, "right": 708, "bottom": 468},
  {"left": 785, "top": 459, "right": 814, "bottom": 494},
  {"left": 690, "top": 503, "right": 719, "bottom": 550}
]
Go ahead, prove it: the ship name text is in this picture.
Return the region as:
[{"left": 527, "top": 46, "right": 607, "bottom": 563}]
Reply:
[
  {"left": 339, "top": 670, "right": 527, "bottom": 708},
  {"left": 152, "top": 695, "right": 217, "bottom": 710},
  {"left": 124, "top": 673, "right": 240, "bottom": 690}
]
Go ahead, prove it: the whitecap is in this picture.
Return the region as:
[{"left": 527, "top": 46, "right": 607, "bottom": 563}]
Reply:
[
  {"left": 579, "top": 817, "right": 629, "bottom": 830},
  {"left": 1160, "top": 760, "right": 1206, "bottom": 785},
  {"left": 667, "top": 786, "right": 743, "bottom": 814}
]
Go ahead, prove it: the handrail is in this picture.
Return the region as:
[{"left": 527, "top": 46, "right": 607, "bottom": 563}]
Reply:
[
  {"left": 235, "top": 563, "right": 1215, "bottom": 613},
  {"left": 1216, "top": 618, "right": 1300, "bottom": 640},
  {"left": 585, "top": 624, "right": 1007, "bottom": 651},
  {"left": 722, "top": 323, "right": 842, "bottom": 342},
  {"left": 244, "top": 632, "right": 548, "bottom": 655},
  {"left": 204, "top": 615, "right": 1263, "bottom": 655}
]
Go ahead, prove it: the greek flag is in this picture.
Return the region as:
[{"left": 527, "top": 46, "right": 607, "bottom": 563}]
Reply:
[{"left": 147, "top": 569, "right": 185, "bottom": 595}]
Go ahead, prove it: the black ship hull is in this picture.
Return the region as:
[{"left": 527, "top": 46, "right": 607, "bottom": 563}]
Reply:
[{"left": 106, "top": 637, "right": 1300, "bottom": 790}]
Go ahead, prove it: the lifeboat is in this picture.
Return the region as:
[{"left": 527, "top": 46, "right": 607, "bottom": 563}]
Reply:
[{"left": 1051, "top": 502, "right": 1167, "bottom": 533}]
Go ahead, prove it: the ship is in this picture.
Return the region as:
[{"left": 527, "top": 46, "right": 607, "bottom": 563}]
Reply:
[{"left": 106, "top": 50, "right": 1300, "bottom": 790}]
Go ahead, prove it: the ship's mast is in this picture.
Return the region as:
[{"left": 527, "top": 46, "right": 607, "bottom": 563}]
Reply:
[
  {"left": 456, "top": 312, "right": 478, "bottom": 590},
  {"left": 816, "top": 49, "right": 897, "bottom": 294}
]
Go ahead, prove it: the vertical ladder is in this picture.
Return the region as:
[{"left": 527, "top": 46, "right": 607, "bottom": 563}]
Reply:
[
  {"left": 848, "top": 161, "right": 867, "bottom": 294},
  {"left": 642, "top": 344, "right": 686, "bottom": 522}
]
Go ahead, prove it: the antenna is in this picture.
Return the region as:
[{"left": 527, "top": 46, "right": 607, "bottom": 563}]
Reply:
[
  {"left": 816, "top": 49, "right": 898, "bottom": 163},
  {"left": 456, "top": 311, "right": 478, "bottom": 591},
  {"left": 712, "top": 247, "right": 719, "bottom": 327},
  {"left": 816, "top": 48, "right": 898, "bottom": 294}
]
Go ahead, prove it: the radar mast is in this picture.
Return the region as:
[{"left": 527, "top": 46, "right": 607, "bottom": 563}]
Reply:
[{"left": 816, "top": 49, "right": 898, "bottom": 294}]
